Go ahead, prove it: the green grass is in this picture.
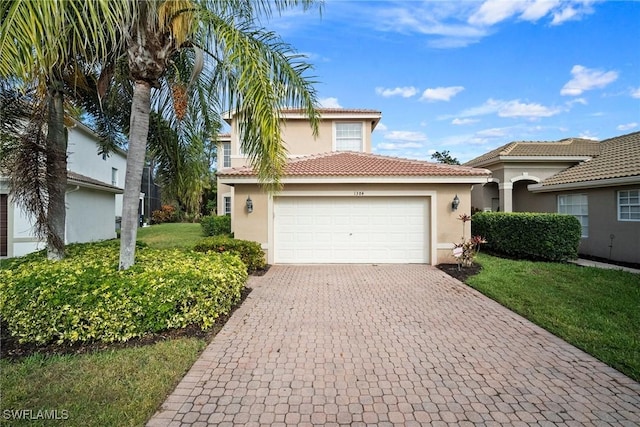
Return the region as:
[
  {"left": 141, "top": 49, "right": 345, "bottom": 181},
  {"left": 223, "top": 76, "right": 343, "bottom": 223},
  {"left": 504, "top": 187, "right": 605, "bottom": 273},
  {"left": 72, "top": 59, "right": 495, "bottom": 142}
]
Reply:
[
  {"left": 136, "top": 222, "right": 204, "bottom": 249},
  {"left": 0, "top": 339, "right": 206, "bottom": 426},
  {"left": 467, "top": 253, "right": 640, "bottom": 382}
]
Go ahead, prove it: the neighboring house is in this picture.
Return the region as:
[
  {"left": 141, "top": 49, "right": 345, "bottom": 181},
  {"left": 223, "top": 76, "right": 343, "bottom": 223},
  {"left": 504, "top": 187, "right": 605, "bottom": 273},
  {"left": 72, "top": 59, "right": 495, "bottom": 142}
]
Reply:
[
  {"left": 217, "top": 108, "right": 490, "bottom": 265},
  {"left": 0, "top": 121, "right": 127, "bottom": 258},
  {"left": 466, "top": 132, "right": 640, "bottom": 264}
]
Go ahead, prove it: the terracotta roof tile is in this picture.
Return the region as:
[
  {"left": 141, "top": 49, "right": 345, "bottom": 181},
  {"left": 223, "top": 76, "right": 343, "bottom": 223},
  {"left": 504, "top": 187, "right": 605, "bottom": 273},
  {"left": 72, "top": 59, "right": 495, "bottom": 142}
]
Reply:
[
  {"left": 218, "top": 151, "right": 491, "bottom": 178},
  {"left": 541, "top": 132, "right": 640, "bottom": 186},
  {"left": 465, "top": 138, "right": 601, "bottom": 167}
]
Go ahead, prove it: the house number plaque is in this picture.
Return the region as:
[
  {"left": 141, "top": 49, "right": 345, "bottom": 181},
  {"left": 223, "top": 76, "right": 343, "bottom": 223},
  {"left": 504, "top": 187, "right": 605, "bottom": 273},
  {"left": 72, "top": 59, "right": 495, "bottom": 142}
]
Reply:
[{"left": 353, "top": 191, "right": 365, "bottom": 196}]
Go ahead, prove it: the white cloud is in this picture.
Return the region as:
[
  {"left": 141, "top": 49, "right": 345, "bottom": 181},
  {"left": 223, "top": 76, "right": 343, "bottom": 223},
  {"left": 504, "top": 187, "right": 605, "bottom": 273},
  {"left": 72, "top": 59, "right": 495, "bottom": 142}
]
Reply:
[
  {"left": 375, "top": 86, "right": 419, "bottom": 98},
  {"left": 617, "top": 122, "right": 638, "bottom": 131},
  {"left": 374, "top": 123, "right": 388, "bottom": 132},
  {"left": 318, "top": 97, "right": 342, "bottom": 108},
  {"left": 578, "top": 131, "right": 599, "bottom": 140},
  {"left": 449, "top": 98, "right": 561, "bottom": 120},
  {"left": 468, "top": 0, "right": 596, "bottom": 27},
  {"left": 377, "top": 142, "right": 424, "bottom": 150},
  {"left": 561, "top": 65, "right": 618, "bottom": 96},
  {"left": 631, "top": 87, "right": 640, "bottom": 99},
  {"left": 498, "top": 100, "right": 562, "bottom": 118},
  {"left": 452, "top": 118, "right": 479, "bottom": 125},
  {"left": 384, "top": 131, "right": 428, "bottom": 142},
  {"left": 420, "top": 86, "right": 464, "bottom": 102},
  {"left": 476, "top": 127, "right": 509, "bottom": 137}
]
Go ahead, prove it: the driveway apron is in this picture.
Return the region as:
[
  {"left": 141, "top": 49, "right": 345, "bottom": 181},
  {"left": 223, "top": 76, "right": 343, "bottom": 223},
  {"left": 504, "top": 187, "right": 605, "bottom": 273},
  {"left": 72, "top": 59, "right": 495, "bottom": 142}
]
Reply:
[{"left": 147, "top": 265, "right": 640, "bottom": 426}]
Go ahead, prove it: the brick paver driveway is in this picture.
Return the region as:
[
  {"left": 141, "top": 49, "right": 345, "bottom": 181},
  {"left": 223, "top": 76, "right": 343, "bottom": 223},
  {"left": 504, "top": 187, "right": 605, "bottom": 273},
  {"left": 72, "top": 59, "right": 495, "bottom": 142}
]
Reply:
[{"left": 148, "top": 265, "right": 640, "bottom": 426}]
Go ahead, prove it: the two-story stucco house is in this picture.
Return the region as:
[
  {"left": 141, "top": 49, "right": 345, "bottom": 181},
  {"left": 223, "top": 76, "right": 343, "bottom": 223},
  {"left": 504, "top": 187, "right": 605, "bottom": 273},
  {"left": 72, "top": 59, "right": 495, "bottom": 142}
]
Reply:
[
  {"left": 217, "top": 108, "right": 490, "bottom": 265},
  {"left": 466, "top": 132, "right": 640, "bottom": 265},
  {"left": 0, "top": 121, "right": 127, "bottom": 258}
]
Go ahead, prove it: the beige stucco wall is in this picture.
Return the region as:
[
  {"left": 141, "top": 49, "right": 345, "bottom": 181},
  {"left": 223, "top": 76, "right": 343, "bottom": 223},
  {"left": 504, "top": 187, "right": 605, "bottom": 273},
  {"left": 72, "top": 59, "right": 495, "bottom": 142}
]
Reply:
[
  {"left": 523, "top": 185, "right": 640, "bottom": 264},
  {"left": 229, "top": 182, "right": 475, "bottom": 265}
]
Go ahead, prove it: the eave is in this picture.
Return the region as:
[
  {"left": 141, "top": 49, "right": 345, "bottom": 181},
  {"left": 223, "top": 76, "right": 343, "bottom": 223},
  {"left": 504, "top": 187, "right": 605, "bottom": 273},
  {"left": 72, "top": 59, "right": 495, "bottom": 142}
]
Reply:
[{"left": 529, "top": 176, "right": 640, "bottom": 193}]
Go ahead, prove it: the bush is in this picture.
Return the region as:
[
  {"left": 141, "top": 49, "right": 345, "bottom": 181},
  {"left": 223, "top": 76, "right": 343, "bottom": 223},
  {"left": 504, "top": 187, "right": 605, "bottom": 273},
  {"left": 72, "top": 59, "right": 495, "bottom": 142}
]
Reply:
[
  {"left": 0, "top": 241, "right": 247, "bottom": 345},
  {"left": 472, "top": 212, "right": 581, "bottom": 262},
  {"left": 200, "top": 215, "right": 231, "bottom": 236},
  {"left": 151, "top": 204, "right": 180, "bottom": 224},
  {"left": 194, "top": 236, "right": 266, "bottom": 274}
]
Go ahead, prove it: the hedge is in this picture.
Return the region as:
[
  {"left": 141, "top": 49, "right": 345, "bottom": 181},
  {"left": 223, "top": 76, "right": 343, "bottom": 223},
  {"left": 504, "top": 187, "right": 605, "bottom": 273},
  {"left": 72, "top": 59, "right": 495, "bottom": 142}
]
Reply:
[
  {"left": 194, "top": 236, "right": 266, "bottom": 274},
  {"left": 471, "top": 212, "right": 581, "bottom": 261},
  {"left": 201, "top": 215, "right": 231, "bottom": 236},
  {"left": 0, "top": 242, "right": 247, "bottom": 345}
]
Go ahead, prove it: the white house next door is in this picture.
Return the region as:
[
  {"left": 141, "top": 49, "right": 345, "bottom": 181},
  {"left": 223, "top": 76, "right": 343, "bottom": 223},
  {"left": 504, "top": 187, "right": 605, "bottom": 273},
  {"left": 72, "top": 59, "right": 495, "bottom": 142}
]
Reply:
[{"left": 274, "top": 196, "right": 429, "bottom": 264}]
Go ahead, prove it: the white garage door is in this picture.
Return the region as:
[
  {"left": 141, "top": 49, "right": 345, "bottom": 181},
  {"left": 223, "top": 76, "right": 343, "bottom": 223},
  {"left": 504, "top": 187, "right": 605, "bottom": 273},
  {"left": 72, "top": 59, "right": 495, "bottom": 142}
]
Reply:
[{"left": 274, "top": 196, "right": 429, "bottom": 264}]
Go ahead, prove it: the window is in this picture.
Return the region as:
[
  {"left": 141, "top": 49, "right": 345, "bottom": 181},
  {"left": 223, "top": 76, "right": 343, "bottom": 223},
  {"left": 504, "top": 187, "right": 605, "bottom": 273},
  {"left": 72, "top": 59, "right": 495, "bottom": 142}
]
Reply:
[
  {"left": 222, "top": 142, "right": 231, "bottom": 168},
  {"left": 558, "top": 194, "right": 588, "bottom": 237},
  {"left": 335, "top": 123, "right": 363, "bottom": 152},
  {"left": 111, "top": 168, "right": 118, "bottom": 186},
  {"left": 618, "top": 189, "right": 640, "bottom": 221},
  {"left": 224, "top": 196, "right": 231, "bottom": 215}
]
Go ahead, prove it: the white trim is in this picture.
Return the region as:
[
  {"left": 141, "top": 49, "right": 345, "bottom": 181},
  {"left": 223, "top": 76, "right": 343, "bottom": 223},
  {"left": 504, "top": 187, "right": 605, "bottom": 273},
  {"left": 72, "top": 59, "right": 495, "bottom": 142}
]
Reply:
[
  {"left": 471, "top": 155, "right": 593, "bottom": 168},
  {"left": 617, "top": 189, "right": 640, "bottom": 222},
  {"left": 266, "top": 190, "right": 437, "bottom": 265},
  {"left": 219, "top": 176, "right": 489, "bottom": 185},
  {"left": 529, "top": 176, "right": 640, "bottom": 192},
  {"left": 510, "top": 174, "right": 541, "bottom": 183}
]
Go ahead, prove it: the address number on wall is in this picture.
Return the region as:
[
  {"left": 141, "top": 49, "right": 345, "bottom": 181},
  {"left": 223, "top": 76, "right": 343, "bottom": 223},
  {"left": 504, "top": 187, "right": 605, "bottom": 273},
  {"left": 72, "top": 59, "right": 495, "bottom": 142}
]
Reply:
[{"left": 353, "top": 191, "right": 365, "bottom": 196}]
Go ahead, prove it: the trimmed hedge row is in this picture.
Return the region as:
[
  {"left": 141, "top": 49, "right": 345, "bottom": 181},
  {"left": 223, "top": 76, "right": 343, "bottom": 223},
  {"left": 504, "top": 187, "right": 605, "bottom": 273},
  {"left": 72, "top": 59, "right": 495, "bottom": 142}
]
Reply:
[
  {"left": 194, "top": 236, "right": 266, "bottom": 274},
  {"left": 472, "top": 212, "right": 581, "bottom": 261},
  {"left": 0, "top": 242, "right": 247, "bottom": 345},
  {"left": 201, "top": 215, "right": 231, "bottom": 236}
]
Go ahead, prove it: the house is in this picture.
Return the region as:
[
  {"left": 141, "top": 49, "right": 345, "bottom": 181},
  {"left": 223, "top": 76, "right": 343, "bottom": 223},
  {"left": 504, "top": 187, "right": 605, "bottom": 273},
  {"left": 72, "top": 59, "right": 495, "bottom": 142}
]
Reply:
[
  {"left": 217, "top": 108, "right": 490, "bottom": 265},
  {"left": 0, "top": 121, "right": 127, "bottom": 258},
  {"left": 466, "top": 132, "right": 640, "bottom": 265}
]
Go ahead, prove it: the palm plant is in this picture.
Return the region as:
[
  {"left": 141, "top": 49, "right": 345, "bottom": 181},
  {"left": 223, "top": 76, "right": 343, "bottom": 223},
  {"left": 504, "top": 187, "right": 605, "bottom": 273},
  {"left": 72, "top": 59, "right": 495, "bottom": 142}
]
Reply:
[
  {"left": 0, "top": 0, "right": 131, "bottom": 259},
  {"left": 116, "top": 0, "right": 322, "bottom": 269}
]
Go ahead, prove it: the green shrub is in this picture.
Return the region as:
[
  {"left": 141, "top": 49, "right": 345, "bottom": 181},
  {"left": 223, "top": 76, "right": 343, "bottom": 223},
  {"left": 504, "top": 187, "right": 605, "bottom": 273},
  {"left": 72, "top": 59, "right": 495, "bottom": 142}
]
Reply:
[
  {"left": 472, "top": 212, "right": 581, "bottom": 262},
  {"left": 151, "top": 204, "right": 180, "bottom": 224},
  {"left": 194, "top": 236, "right": 266, "bottom": 274},
  {"left": 201, "top": 215, "right": 231, "bottom": 236},
  {"left": 0, "top": 242, "right": 247, "bottom": 345}
]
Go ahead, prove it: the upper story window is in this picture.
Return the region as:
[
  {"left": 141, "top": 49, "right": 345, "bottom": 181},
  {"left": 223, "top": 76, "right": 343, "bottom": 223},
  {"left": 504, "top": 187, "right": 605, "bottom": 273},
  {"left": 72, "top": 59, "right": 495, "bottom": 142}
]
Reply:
[
  {"left": 335, "top": 123, "right": 363, "bottom": 152},
  {"left": 222, "top": 142, "right": 231, "bottom": 168},
  {"left": 111, "top": 168, "right": 118, "bottom": 186},
  {"left": 618, "top": 189, "right": 640, "bottom": 221},
  {"left": 558, "top": 193, "right": 588, "bottom": 237}
]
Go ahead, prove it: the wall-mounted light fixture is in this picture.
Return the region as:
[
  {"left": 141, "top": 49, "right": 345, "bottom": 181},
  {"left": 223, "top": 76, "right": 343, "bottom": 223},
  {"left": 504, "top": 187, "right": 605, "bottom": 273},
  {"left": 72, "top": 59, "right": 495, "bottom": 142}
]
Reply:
[
  {"left": 246, "top": 196, "right": 253, "bottom": 213},
  {"left": 452, "top": 194, "right": 460, "bottom": 211}
]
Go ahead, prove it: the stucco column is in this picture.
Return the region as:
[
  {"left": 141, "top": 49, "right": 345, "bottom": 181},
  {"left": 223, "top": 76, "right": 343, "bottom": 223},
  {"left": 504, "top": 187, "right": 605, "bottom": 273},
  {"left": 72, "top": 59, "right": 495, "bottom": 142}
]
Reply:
[{"left": 499, "top": 182, "right": 513, "bottom": 212}]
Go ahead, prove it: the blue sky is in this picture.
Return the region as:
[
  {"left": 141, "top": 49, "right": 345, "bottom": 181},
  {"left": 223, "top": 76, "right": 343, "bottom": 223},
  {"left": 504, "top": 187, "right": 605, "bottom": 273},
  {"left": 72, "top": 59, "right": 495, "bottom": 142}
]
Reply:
[{"left": 266, "top": 0, "right": 640, "bottom": 163}]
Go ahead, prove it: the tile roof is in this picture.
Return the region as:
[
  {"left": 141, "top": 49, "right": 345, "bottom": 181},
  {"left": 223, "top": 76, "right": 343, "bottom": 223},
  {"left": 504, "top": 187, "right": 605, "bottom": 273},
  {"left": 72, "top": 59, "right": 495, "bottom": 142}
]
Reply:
[
  {"left": 67, "top": 171, "right": 123, "bottom": 192},
  {"left": 465, "top": 138, "right": 601, "bottom": 167},
  {"left": 218, "top": 151, "right": 491, "bottom": 178},
  {"left": 540, "top": 132, "right": 640, "bottom": 187}
]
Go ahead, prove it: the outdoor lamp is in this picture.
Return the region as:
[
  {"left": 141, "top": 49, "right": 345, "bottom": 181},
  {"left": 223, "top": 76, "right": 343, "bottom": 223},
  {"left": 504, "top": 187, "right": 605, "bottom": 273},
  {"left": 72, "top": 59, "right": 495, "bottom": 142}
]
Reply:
[
  {"left": 452, "top": 194, "right": 460, "bottom": 211},
  {"left": 246, "top": 196, "right": 253, "bottom": 213}
]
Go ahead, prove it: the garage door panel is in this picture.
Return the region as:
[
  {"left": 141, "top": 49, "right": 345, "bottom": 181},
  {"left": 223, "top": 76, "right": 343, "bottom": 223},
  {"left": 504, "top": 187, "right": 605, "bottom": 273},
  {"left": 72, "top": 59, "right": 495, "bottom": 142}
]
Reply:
[{"left": 274, "top": 196, "right": 429, "bottom": 264}]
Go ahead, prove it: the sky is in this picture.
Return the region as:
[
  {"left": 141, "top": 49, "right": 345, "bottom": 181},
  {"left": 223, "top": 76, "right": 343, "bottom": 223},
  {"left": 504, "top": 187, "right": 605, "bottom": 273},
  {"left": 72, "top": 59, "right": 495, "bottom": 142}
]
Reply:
[{"left": 264, "top": 0, "right": 640, "bottom": 163}]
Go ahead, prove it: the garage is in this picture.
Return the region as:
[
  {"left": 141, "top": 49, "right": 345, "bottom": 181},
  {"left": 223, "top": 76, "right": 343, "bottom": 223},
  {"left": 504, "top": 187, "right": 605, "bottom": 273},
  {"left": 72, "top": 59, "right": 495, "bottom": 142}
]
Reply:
[{"left": 274, "top": 196, "right": 429, "bottom": 264}]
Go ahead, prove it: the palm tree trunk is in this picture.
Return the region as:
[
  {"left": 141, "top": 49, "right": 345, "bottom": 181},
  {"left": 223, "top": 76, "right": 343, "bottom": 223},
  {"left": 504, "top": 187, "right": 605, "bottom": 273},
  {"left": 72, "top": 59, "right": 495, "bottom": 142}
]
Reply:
[
  {"left": 46, "top": 85, "right": 67, "bottom": 260},
  {"left": 119, "top": 81, "right": 151, "bottom": 270}
]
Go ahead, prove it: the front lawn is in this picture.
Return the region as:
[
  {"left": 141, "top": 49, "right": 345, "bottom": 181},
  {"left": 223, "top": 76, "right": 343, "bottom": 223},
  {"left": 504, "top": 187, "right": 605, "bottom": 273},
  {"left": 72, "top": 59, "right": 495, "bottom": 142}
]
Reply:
[
  {"left": 136, "top": 222, "right": 204, "bottom": 249},
  {"left": 466, "top": 253, "right": 640, "bottom": 382}
]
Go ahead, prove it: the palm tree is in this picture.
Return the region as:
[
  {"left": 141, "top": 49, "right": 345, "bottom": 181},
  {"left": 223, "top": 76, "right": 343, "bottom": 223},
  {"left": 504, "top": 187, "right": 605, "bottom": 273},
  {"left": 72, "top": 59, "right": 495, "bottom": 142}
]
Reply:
[
  {"left": 0, "top": 0, "right": 131, "bottom": 260},
  {"left": 117, "top": 0, "right": 321, "bottom": 269}
]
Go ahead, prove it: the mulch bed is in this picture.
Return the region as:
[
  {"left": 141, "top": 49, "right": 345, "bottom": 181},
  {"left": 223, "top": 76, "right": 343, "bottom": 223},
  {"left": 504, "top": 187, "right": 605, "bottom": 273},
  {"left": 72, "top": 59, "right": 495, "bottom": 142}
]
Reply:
[{"left": 436, "top": 263, "right": 482, "bottom": 283}]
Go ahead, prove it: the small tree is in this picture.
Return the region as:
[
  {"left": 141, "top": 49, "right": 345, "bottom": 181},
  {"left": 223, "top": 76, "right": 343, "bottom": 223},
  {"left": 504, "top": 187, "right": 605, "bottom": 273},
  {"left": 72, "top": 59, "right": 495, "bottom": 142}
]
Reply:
[{"left": 431, "top": 150, "right": 460, "bottom": 165}]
